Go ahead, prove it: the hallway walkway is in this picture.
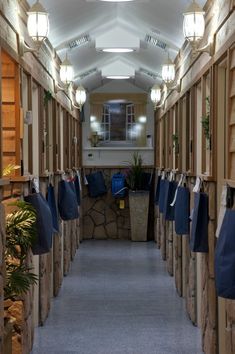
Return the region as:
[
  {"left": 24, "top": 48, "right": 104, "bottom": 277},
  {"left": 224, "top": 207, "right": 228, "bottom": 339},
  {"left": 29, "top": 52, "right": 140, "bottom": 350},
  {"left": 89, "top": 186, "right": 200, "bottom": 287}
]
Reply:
[{"left": 31, "top": 241, "right": 203, "bottom": 354}]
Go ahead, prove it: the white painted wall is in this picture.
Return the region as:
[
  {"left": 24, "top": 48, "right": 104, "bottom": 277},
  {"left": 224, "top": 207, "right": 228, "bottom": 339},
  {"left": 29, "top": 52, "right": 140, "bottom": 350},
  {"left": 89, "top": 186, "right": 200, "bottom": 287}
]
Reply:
[{"left": 82, "top": 80, "right": 154, "bottom": 166}]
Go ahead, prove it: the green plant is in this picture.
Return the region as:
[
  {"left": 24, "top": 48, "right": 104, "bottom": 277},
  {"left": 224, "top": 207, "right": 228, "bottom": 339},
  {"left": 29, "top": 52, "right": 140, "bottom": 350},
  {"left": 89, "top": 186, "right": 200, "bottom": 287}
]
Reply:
[
  {"left": 3, "top": 164, "right": 20, "bottom": 177},
  {"left": 125, "top": 152, "right": 143, "bottom": 190},
  {"left": 4, "top": 201, "right": 38, "bottom": 299},
  {"left": 44, "top": 90, "right": 52, "bottom": 106},
  {"left": 172, "top": 133, "right": 179, "bottom": 152},
  {"left": 201, "top": 96, "right": 210, "bottom": 143}
]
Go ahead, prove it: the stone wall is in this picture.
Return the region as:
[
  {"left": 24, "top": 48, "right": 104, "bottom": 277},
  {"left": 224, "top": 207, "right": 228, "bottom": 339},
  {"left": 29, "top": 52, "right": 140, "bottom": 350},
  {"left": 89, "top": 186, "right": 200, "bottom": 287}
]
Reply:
[
  {"left": 0, "top": 203, "right": 5, "bottom": 354},
  {"left": 82, "top": 168, "right": 154, "bottom": 240}
]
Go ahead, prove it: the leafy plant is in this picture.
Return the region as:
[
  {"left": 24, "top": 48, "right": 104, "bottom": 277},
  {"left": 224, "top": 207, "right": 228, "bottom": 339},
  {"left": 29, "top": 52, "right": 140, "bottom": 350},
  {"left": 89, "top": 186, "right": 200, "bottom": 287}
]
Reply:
[
  {"left": 172, "top": 133, "right": 179, "bottom": 152},
  {"left": 201, "top": 96, "right": 211, "bottom": 144},
  {"left": 125, "top": 152, "right": 143, "bottom": 190},
  {"left": 44, "top": 90, "right": 53, "bottom": 106},
  {"left": 4, "top": 201, "right": 38, "bottom": 299},
  {"left": 3, "top": 164, "right": 20, "bottom": 177}
]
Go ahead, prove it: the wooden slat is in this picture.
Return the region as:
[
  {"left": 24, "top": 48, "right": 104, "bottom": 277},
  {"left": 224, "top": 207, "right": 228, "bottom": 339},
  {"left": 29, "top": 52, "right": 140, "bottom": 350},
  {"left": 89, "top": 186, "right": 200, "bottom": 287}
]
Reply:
[
  {"left": 2, "top": 104, "right": 15, "bottom": 128},
  {"left": 2, "top": 78, "right": 15, "bottom": 102},
  {"left": 2, "top": 130, "right": 16, "bottom": 152},
  {"left": 229, "top": 70, "right": 235, "bottom": 98},
  {"left": 229, "top": 99, "right": 235, "bottom": 125}
]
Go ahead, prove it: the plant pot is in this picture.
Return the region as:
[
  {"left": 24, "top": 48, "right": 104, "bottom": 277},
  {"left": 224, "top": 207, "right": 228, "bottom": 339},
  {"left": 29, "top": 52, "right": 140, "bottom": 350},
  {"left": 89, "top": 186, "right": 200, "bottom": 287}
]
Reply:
[{"left": 129, "top": 190, "right": 149, "bottom": 241}]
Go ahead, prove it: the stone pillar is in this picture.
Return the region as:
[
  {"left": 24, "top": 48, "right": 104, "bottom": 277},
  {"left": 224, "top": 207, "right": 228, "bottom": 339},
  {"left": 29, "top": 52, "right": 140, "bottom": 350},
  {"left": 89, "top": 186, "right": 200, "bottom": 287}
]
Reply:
[
  {"left": 154, "top": 206, "right": 160, "bottom": 248},
  {"left": 225, "top": 301, "right": 235, "bottom": 354},
  {"left": 39, "top": 252, "right": 52, "bottom": 325},
  {"left": 160, "top": 214, "right": 166, "bottom": 260},
  {"left": 201, "top": 182, "right": 217, "bottom": 354},
  {"left": 53, "top": 174, "right": 63, "bottom": 297},
  {"left": 76, "top": 218, "right": 80, "bottom": 249},
  {"left": 166, "top": 221, "right": 173, "bottom": 276},
  {"left": 39, "top": 179, "right": 52, "bottom": 325},
  {"left": 63, "top": 221, "right": 72, "bottom": 276},
  {"left": 71, "top": 219, "right": 77, "bottom": 261},
  {"left": 173, "top": 229, "right": 182, "bottom": 296}
]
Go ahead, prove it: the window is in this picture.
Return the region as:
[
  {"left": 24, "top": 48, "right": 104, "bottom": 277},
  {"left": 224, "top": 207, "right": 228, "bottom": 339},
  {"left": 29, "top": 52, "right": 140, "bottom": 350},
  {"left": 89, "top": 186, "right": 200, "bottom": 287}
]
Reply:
[{"left": 91, "top": 101, "right": 145, "bottom": 145}]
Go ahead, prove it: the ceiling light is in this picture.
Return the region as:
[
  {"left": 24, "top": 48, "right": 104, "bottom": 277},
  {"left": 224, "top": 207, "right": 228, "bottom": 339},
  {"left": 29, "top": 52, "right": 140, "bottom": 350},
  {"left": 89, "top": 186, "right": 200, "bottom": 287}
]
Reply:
[
  {"left": 106, "top": 75, "right": 130, "bottom": 79},
  {"left": 102, "top": 48, "right": 134, "bottom": 53},
  {"left": 75, "top": 85, "right": 87, "bottom": 111},
  {"left": 183, "top": 0, "right": 205, "bottom": 43},
  {"left": 60, "top": 54, "right": 74, "bottom": 86},
  {"left": 27, "top": 0, "right": 49, "bottom": 49},
  {"left": 162, "top": 56, "right": 175, "bottom": 84}
]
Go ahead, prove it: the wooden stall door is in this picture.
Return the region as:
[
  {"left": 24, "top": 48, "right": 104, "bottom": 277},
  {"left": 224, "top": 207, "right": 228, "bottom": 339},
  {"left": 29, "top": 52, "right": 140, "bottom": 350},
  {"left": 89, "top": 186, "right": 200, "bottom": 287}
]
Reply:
[{"left": 1, "top": 50, "right": 20, "bottom": 175}]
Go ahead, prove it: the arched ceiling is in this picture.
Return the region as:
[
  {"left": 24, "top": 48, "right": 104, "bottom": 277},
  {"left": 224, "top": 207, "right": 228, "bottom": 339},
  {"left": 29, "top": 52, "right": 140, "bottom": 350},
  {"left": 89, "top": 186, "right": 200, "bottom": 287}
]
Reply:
[{"left": 28, "top": 0, "right": 207, "bottom": 92}]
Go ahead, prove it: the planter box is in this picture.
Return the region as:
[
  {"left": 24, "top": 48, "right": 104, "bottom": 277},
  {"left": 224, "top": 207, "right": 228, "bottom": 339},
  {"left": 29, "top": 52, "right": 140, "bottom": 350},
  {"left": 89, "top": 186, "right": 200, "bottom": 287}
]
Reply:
[{"left": 129, "top": 190, "right": 149, "bottom": 241}]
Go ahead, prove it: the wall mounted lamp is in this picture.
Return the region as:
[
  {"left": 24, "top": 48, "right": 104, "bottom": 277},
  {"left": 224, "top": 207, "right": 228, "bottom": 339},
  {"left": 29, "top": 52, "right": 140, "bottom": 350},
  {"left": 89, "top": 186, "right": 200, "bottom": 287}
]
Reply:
[
  {"left": 150, "top": 84, "right": 162, "bottom": 110},
  {"left": 183, "top": 0, "right": 214, "bottom": 56},
  {"left": 20, "top": 0, "right": 49, "bottom": 56},
  {"left": 75, "top": 85, "right": 87, "bottom": 111},
  {"left": 162, "top": 56, "right": 175, "bottom": 84},
  {"left": 60, "top": 54, "right": 74, "bottom": 87},
  {"left": 161, "top": 55, "right": 181, "bottom": 94}
]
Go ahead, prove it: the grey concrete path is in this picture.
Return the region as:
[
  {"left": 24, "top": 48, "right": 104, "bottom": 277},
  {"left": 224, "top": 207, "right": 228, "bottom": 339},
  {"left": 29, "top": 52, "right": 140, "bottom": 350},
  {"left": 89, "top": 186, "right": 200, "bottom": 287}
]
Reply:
[{"left": 31, "top": 240, "right": 203, "bottom": 354}]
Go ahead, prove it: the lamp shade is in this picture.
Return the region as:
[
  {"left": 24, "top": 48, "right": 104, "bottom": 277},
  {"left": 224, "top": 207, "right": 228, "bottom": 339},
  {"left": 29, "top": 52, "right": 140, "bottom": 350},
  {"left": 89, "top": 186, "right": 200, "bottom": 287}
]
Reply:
[
  {"left": 162, "top": 57, "right": 175, "bottom": 84},
  {"left": 27, "top": 1, "right": 49, "bottom": 43},
  {"left": 150, "top": 84, "right": 161, "bottom": 108},
  {"left": 183, "top": 0, "right": 205, "bottom": 42},
  {"left": 60, "top": 55, "right": 74, "bottom": 85},
  {"left": 76, "top": 86, "right": 86, "bottom": 109}
]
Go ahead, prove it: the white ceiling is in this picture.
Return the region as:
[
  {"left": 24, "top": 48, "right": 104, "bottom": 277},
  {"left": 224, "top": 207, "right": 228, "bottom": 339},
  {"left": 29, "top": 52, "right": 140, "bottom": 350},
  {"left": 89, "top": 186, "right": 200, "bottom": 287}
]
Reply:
[{"left": 28, "top": 0, "right": 207, "bottom": 92}]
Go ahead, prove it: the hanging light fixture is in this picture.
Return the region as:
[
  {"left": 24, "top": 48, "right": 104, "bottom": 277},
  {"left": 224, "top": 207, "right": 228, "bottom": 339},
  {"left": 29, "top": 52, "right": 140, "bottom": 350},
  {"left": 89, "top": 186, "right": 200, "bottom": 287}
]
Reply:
[
  {"left": 60, "top": 54, "right": 74, "bottom": 86},
  {"left": 162, "top": 56, "right": 175, "bottom": 84},
  {"left": 183, "top": 0, "right": 205, "bottom": 44},
  {"left": 27, "top": 0, "right": 49, "bottom": 49},
  {"left": 75, "top": 85, "right": 87, "bottom": 111},
  {"left": 150, "top": 84, "right": 161, "bottom": 110},
  {"left": 182, "top": 0, "right": 214, "bottom": 56}
]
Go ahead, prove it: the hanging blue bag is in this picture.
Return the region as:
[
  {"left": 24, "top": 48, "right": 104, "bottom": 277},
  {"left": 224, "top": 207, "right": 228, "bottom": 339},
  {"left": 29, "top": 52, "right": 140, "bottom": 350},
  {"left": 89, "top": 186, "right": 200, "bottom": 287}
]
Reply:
[
  {"left": 58, "top": 180, "right": 79, "bottom": 220},
  {"left": 24, "top": 192, "right": 53, "bottom": 255},
  {"left": 111, "top": 173, "right": 126, "bottom": 198},
  {"left": 47, "top": 183, "right": 59, "bottom": 233},
  {"left": 163, "top": 180, "right": 177, "bottom": 221},
  {"left": 159, "top": 179, "right": 167, "bottom": 213},
  {"left": 141, "top": 172, "right": 152, "bottom": 191},
  {"left": 86, "top": 171, "right": 107, "bottom": 198},
  {"left": 190, "top": 192, "right": 209, "bottom": 252},
  {"left": 174, "top": 186, "right": 190, "bottom": 235},
  {"left": 215, "top": 209, "right": 235, "bottom": 299},
  {"left": 154, "top": 175, "right": 161, "bottom": 205}
]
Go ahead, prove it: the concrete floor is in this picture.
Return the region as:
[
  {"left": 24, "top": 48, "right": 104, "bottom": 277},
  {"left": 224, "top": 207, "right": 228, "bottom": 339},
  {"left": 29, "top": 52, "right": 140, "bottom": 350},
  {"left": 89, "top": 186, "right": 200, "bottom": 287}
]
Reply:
[{"left": 31, "top": 240, "right": 203, "bottom": 354}]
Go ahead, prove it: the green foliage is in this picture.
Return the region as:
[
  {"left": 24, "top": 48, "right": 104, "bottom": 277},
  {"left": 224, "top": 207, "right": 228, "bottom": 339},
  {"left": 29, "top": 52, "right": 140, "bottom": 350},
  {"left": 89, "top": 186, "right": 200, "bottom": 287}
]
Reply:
[
  {"left": 172, "top": 134, "right": 179, "bottom": 151},
  {"left": 3, "top": 164, "right": 20, "bottom": 177},
  {"left": 125, "top": 152, "right": 143, "bottom": 190},
  {"left": 44, "top": 90, "right": 53, "bottom": 106},
  {"left": 4, "top": 201, "right": 38, "bottom": 299},
  {"left": 201, "top": 96, "right": 210, "bottom": 142},
  {"left": 4, "top": 264, "right": 38, "bottom": 299}
]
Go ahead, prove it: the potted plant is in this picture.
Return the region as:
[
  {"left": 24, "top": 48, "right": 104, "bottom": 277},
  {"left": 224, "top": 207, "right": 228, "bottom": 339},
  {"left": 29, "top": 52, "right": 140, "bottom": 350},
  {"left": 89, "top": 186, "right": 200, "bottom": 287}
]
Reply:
[
  {"left": 201, "top": 96, "right": 211, "bottom": 150},
  {"left": 125, "top": 152, "right": 150, "bottom": 241},
  {"left": 4, "top": 200, "right": 38, "bottom": 354}
]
